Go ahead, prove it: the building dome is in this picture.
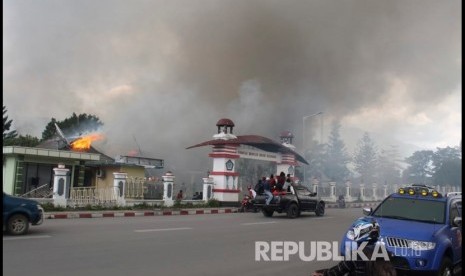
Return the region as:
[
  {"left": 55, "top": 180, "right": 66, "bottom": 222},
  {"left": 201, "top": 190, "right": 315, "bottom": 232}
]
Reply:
[
  {"left": 215, "top": 118, "right": 235, "bottom": 136},
  {"left": 216, "top": 118, "right": 235, "bottom": 127},
  {"left": 280, "top": 130, "right": 294, "bottom": 147},
  {"left": 280, "top": 131, "right": 294, "bottom": 138}
]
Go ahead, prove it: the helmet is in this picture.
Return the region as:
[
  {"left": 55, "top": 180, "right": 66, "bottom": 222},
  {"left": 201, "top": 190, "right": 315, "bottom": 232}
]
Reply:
[{"left": 346, "top": 218, "right": 380, "bottom": 243}]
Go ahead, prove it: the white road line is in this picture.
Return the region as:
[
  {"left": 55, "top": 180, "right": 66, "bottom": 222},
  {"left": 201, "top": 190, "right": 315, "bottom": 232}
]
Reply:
[
  {"left": 134, "top": 227, "right": 193, "bottom": 233},
  {"left": 3, "top": 235, "right": 52, "bottom": 241},
  {"left": 241, "top": 221, "right": 277, "bottom": 226},
  {"left": 313, "top": 216, "right": 333, "bottom": 219}
]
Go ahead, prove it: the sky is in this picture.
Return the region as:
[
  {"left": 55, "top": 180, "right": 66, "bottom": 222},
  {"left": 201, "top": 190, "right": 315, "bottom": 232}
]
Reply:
[{"left": 3, "top": 0, "right": 461, "bottom": 185}]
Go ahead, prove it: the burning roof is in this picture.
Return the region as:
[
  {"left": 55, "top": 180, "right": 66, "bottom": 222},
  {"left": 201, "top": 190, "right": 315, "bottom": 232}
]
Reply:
[{"left": 69, "top": 133, "right": 105, "bottom": 151}]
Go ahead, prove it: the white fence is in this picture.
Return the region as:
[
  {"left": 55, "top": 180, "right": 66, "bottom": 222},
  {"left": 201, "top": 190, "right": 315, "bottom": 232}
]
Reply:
[
  {"left": 69, "top": 187, "right": 118, "bottom": 207},
  {"left": 67, "top": 179, "right": 164, "bottom": 207},
  {"left": 314, "top": 183, "right": 462, "bottom": 202},
  {"left": 125, "top": 178, "right": 163, "bottom": 199}
]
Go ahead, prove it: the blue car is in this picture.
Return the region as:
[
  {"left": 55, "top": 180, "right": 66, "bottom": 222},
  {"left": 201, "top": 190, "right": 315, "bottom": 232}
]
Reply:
[
  {"left": 340, "top": 184, "right": 462, "bottom": 275},
  {"left": 3, "top": 192, "right": 44, "bottom": 235}
]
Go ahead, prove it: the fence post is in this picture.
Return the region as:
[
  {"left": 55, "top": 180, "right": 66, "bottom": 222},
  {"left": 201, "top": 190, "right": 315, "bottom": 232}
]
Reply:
[
  {"left": 202, "top": 177, "right": 214, "bottom": 201},
  {"left": 372, "top": 183, "right": 378, "bottom": 201},
  {"left": 329, "top": 182, "right": 337, "bottom": 202},
  {"left": 312, "top": 177, "right": 319, "bottom": 195},
  {"left": 345, "top": 181, "right": 353, "bottom": 202},
  {"left": 162, "top": 171, "right": 175, "bottom": 207},
  {"left": 52, "top": 164, "right": 69, "bottom": 207},
  {"left": 113, "top": 172, "right": 127, "bottom": 206},
  {"left": 360, "top": 184, "right": 366, "bottom": 201}
]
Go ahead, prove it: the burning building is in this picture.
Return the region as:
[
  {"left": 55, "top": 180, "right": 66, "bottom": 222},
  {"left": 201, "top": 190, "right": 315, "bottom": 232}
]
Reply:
[{"left": 2, "top": 127, "right": 163, "bottom": 198}]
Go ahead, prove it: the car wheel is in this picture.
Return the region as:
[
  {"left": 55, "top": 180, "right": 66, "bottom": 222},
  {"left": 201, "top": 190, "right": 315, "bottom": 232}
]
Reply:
[
  {"left": 286, "top": 203, "right": 299, "bottom": 219},
  {"left": 315, "top": 202, "right": 325, "bottom": 217},
  {"left": 262, "top": 208, "right": 274, "bottom": 217},
  {"left": 438, "top": 257, "right": 452, "bottom": 276},
  {"left": 7, "top": 214, "right": 30, "bottom": 235}
]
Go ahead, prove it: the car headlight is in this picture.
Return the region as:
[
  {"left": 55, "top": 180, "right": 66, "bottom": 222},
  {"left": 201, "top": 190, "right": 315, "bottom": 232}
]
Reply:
[
  {"left": 346, "top": 230, "right": 355, "bottom": 240},
  {"left": 408, "top": 240, "right": 436, "bottom": 250}
]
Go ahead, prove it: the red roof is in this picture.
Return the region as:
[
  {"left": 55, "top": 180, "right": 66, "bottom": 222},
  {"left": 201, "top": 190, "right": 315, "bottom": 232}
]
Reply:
[
  {"left": 216, "top": 118, "right": 235, "bottom": 127},
  {"left": 186, "top": 135, "right": 308, "bottom": 164},
  {"left": 280, "top": 131, "right": 294, "bottom": 138}
]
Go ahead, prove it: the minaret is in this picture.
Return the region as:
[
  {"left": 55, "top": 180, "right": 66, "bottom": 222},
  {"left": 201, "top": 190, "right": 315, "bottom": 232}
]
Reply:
[
  {"left": 277, "top": 131, "right": 297, "bottom": 177},
  {"left": 208, "top": 118, "right": 240, "bottom": 202}
]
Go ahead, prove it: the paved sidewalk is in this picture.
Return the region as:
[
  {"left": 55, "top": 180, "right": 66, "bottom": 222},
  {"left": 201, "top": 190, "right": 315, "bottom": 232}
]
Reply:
[
  {"left": 45, "top": 207, "right": 238, "bottom": 219},
  {"left": 44, "top": 202, "right": 380, "bottom": 219}
]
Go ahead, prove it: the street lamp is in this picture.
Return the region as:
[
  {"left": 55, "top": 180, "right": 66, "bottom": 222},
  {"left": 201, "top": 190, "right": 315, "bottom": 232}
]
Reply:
[{"left": 302, "top": 111, "right": 323, "bottom": 185}]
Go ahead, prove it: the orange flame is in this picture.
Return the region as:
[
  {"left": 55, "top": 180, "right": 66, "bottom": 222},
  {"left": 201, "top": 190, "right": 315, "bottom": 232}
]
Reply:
[{"left": 70, "top": 133, "right": 105, "bottom": 151}]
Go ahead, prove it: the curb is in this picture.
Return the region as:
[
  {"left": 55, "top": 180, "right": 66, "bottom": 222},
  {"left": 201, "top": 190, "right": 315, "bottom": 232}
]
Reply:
[
  {"left": 325, "top": 202, "right": 380, "bottom": 209},
  {"left": 45, "top": 208, "right": 238, "bottom": 219},
  {"left": 44, "top": 202, "right": 380, "bottom": 219}
]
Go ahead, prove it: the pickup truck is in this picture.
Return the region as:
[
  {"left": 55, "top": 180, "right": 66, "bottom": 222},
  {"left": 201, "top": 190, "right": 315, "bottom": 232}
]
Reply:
[{"left": 252, "top": 184, "right": 325, "bottom": 218}]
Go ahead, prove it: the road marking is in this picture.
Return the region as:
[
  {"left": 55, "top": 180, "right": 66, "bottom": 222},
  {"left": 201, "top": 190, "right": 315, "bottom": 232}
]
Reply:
[
  {"left": 241, "top": 221, "right": 277, "bottom": 226},
  {"left": 313, "top": 216, "right": 333, "bottom": 219},
  {"left": 134, "top": 227, "right": 192, "bottom": 233},
  {"left": 3, "top": 235, "right": 52, "bottom": 241}
]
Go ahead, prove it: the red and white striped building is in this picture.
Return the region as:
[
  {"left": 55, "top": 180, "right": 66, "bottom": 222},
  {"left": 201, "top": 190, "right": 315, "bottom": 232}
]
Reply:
[{"left": 187, "top": 119, "right": 308, "bottom": 203}]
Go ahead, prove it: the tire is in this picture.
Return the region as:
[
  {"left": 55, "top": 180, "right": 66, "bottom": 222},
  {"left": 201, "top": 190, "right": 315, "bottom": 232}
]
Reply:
[
  {"left": 286, "top": 203, "right": 299, "bottom": 219},
  {"left": 7, "top": 214, "right": 30, "bottom": 235},
  {"left": 315, "top": 202, "right": 325, "bottom": 217},
  {"left": 438, "top": 257, "right": 452, "bottom": 276},
  {"left": 262, "top": 208, "right": 274, "bottom": 217}
]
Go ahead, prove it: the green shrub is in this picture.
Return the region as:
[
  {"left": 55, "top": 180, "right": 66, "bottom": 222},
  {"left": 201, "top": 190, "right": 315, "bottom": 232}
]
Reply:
[
  {"left": 41, "top": 202, "right": 66, "bottom": 212},
  {"left": 206, "top": 199, "right": 220, "bottom": 207},
  {"left": 133, "top": 202, "right": 150, "bottom": 209}
]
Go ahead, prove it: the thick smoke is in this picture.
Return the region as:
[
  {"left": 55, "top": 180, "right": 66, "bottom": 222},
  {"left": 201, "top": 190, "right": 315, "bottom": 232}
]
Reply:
[{"left": 3, "top": 0, "right": 461, "bottom": 184}]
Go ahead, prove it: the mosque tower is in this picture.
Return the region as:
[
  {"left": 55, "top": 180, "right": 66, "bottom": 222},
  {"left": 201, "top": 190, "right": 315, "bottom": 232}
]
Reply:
[
  {"left": 277, "top": 131, "right": 297, "bottom": 178},
  {"left": 208, "top": 119, "right": 240, "bottom": 202}
]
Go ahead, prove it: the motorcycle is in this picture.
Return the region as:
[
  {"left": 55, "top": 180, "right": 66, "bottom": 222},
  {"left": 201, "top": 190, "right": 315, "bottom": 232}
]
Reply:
[
  {"left": 239, "top": 194, "right": 258, "bottom": 213},
  {"left": 337, "top": 195, "right": 346, "bottom": 208}
]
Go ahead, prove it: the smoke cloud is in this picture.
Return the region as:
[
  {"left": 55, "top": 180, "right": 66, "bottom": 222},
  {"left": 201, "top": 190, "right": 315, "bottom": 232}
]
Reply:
[{"left": 3, "top": 0, "right": 461, "bottom": 184}]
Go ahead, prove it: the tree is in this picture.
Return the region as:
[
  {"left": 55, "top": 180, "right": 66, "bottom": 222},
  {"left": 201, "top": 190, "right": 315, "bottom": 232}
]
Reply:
[
  {"left": 3, "top": 106, "right": 18, "bottom": 144},
  {"left": 377, "top": 145, "right": 402, "bottom": 186},
  {"left": 402, "top": 150, "right": 434, "bottom": 184},
  {"left": 431, "top": 146, "right": 461, "bottom": 169},
  {"left": 304, "top": 143, "right": 326, "bottom": 183},
  {"left": 432, "top": 146, "right": 462, "bottom": 186},
  {"left": 3, "top": 134, "right": 40, "bottom": 147},
  {"left": 41, "top": 113, "right": 103, "bottom": 141},
  {"left": 353, "top": 132, "right": 378, "bottom": 184},
  {"left": 433, "top": 159, "right": 461, "bottom": 187},
  {"left": 322, "top": 121, "right": 351, "bottom": 184}
]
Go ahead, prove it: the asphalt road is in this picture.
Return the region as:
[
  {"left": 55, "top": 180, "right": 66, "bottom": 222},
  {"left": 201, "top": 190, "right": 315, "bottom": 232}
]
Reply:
[{"left": 3, "top": 208, "right": 363, "bottom": 276}]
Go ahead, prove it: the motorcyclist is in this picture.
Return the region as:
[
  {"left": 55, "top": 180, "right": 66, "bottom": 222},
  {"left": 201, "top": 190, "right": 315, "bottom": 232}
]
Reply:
[
  {"left": 239, "top": 186, "right": 257, "bottom": 213},
  {"left": 248, "top": 186, "right": 257, "bottom": 199},
  {"left": 337, "top": 195, "right": 346, "bottom": 208},
  {"left": 312, "top": 218, "right": 397, "bottom": 276}
]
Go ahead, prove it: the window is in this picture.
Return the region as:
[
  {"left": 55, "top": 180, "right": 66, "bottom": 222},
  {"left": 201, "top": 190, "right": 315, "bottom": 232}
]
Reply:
[
  {"left": 449, "top": 200, "right": 462, "bottom": 226},
  {"left": 21, "top": 163, "right": 54, "bottom": 194},
  {"left": 372, "top": 197, "right": 446, "bottom": 224}
]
